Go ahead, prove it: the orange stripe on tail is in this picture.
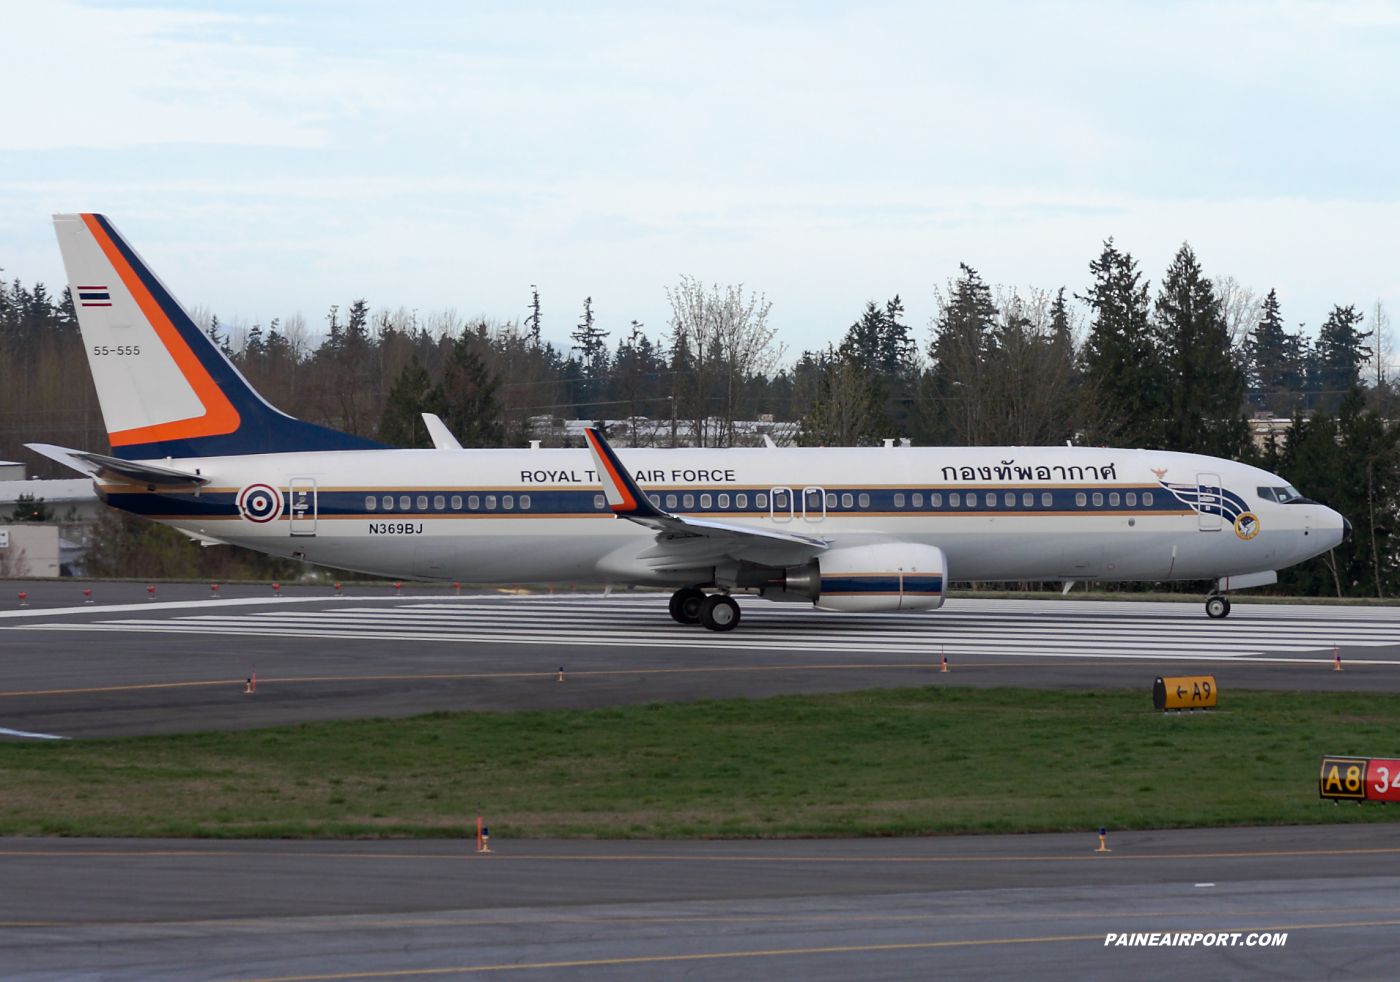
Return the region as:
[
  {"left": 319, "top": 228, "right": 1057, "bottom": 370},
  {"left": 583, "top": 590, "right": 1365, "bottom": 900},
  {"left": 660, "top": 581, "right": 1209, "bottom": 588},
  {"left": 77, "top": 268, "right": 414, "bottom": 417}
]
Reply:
[{"left": 80, "top": 214, "right": 241, "bottom": 447}]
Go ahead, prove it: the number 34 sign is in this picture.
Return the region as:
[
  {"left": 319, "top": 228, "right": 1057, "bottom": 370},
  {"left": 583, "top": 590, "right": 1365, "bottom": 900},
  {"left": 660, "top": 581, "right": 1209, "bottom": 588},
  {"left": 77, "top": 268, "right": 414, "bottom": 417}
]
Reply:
[{"left": 1319, "top": 756, "right": 1400, "bottom": 802}]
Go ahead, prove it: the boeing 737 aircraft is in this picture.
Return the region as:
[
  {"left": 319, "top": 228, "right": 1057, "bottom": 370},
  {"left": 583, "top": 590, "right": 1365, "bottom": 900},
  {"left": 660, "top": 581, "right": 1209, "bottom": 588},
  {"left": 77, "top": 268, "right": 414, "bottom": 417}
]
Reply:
[{"left": 30, "top": 214, "right": 1350, "bottom": 631}]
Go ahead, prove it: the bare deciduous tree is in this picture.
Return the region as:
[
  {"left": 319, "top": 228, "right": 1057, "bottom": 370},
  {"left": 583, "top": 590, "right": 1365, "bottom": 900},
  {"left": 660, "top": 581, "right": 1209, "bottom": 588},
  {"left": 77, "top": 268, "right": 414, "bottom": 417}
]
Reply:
[{"left": 666, "top": 276, "right": 783, "bottom": 446}]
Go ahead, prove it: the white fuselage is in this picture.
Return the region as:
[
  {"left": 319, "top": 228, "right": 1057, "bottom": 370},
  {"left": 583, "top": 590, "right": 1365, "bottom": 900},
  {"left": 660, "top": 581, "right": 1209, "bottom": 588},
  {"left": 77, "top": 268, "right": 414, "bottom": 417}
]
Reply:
[{"left": 105, "top": 444, "right": 1347, "bottom": 588}]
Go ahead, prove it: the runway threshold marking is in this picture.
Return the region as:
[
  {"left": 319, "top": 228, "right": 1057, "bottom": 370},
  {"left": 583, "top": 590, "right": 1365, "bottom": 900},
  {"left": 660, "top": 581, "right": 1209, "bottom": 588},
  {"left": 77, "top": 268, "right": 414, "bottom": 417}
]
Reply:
[{"left": 196, "top": 933, "right": 1106, "bottom": 981}]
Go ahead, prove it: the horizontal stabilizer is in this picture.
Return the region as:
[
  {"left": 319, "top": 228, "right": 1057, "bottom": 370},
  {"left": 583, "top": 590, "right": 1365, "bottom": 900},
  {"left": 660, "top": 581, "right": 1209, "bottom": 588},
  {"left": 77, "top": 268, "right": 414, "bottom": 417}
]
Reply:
[
  {"left": 421, "top": 413, "right": 463, "bottom": 450},
  {"left": 26, "top": 443, "right": 208, "bottom": 488}
]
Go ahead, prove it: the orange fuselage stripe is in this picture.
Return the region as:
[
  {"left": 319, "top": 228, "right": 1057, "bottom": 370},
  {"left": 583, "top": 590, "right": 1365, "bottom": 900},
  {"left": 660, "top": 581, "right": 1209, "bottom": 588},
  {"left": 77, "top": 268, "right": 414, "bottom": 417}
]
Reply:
[{"left": 81, "top": 214, "right": 240, "bottom": 447}]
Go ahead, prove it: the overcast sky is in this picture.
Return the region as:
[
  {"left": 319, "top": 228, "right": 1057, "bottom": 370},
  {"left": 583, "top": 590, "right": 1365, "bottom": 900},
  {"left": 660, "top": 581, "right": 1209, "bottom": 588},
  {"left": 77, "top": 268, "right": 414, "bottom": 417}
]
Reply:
[{"left": 2, "top": 1, "right": 1397, "bottom": 355}]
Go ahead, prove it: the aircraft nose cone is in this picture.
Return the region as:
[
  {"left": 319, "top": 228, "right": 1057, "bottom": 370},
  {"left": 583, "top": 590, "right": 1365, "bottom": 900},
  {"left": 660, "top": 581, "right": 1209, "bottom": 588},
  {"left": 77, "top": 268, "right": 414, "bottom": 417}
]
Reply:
[{"left": 1343, "top": 517, "right": 1353, "bottom": 542}]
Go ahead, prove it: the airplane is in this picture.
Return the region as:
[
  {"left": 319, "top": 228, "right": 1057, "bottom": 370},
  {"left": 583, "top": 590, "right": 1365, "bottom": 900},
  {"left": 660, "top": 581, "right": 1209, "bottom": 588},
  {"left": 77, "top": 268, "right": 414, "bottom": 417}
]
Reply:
[{"left": 30, "top": 214, "right": 1350, "bottom": 631}]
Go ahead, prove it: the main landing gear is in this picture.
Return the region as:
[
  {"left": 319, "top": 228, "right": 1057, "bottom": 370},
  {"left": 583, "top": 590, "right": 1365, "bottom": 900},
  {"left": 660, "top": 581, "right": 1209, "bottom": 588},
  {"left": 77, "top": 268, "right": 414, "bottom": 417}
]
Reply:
[
  {"left": 1205, "top": 595, "right": 1232, "bottom": 619},
  {"left": 668, "top": 588, "right": 741, "bottom": 632}
]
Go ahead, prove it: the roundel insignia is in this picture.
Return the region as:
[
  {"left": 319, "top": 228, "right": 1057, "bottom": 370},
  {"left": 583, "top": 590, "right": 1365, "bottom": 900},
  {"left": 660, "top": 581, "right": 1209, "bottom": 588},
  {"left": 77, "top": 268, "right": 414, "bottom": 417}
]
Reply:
[
  {"left": 1235, "top": 512, "right": 1260, "bottom": 540},
  {"left": 238, "top": 483, "right": 284, "bottom": 523}
]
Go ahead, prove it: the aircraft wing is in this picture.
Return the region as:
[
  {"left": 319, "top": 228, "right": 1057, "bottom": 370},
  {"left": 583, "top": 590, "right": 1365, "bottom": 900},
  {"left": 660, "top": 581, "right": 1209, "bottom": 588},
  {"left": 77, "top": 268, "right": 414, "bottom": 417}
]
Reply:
[
  {"left": 582, "top": 428, "right": 828, "bottom": 562},
  {"left": 26, "top": 443, "right": 208, "bottom": 489}
]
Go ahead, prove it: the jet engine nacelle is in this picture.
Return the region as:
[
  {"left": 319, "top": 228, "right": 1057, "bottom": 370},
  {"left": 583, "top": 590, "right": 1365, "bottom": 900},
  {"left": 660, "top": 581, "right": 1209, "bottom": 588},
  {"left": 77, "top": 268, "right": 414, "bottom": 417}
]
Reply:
[{"left": 803, "top": 542, "right": 947, "bottom": 612}]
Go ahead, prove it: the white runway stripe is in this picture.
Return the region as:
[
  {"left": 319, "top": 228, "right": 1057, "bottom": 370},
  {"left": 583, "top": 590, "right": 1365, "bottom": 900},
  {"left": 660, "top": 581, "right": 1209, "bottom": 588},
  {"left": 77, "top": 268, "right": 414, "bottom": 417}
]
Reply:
[{"left": 16, "top": 595, "right": 1400, "bottom": 662}]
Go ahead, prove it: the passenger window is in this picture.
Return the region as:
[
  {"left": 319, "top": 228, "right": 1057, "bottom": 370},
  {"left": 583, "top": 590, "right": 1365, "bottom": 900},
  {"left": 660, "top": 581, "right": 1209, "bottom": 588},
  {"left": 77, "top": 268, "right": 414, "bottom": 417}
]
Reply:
[
  {"left": 1143, "top": 492, "right": 1153, "bottom": 507},
  {"left": 400, "top": 495, "right": 411, "bottom": 511},
  {"left": 1023, "top": 492, "right": 1033, "bottom": 507},
  {"left": 417, "top": 495, "right": 428, "bottom": 511},
  {"left": 1004, "top": 493, "right": 1015, "bottom": 507},
  {"left": 1092, "top": 492, "right": 1103, "bottom": 507},
  {"left": 1041, "top": 492, "right": 1052, "bottom": 507},
  {"left": 718, "top": 493, "right": 730, "bottom": 508},
  {"left": 649, "top": 494, "right": 661, "bottom": 506},
  {"left": 451, "top": 495, "right": 462, "bottom": 510},
  {"left": 520, "top": 495, "right": 530, "bottom": 509},
  {"left": 949, "top": 492, "right": 960, "bottom": 507},
  {"left": 858, "top": 493, "right": 870, "bottom": 508},
  {"left": 383, "top": 495, "right": 394, "bottom": 510},
  {"left": 756, "top": 493, "right": 768, "bottom": 508},
  {"left": 683, "top": 494, "right": 695, "bottom": 508},
  {"left": 595, "top": 494, "right": 606, "bottom": 509},
  {"left": 912, "top": 492, "right": 923, "bottom": 507},
  {"left": 985, "top": 493, "right": 996, "bottom": 507},
  {"left": 1076, "top": 492, "right": 1086, "bottom": 507},
  {"left": 930, "top": 493, "right": 942, "bottom": 507},
  {"left": 1109, "top": 492, "right": 1120, "bottom": 506},
  {"left": 666, "top": 494, "right": 678, "bottom": 508},
  {"left": 434, "top": 495, "right": 445, "bottom": 510},
  {"left": 366, "top": 496, "right": 377, "bottom": 511},
  {"left": 485, "top": 495, "right": 497, "bottom": 510},
  {"left": 503, "top": 495, "right": 513, "bottom": 509},
  {"left": 700, "top": 494, "right": 711, "bottom": 508},
  {"left": 468, "top": 495, "right": 479, "bottom": 510},
  {"left": 1126, "top": 492, "right": 1136, "bottom": 506},
  {"left": 842, "top": 492, "right": 853, "bottom": 508},
  {"left": 826, "top": 492, "right": 837, "bottom": 507},
  {"left": 894, "top": 493, "right": 905, "bottom": 507},
  {"left": 967, "top": 494, "right": 977, "bottom": 508},
  {"left": 736, "top": 493, "right": 748, "bottom": 508}
]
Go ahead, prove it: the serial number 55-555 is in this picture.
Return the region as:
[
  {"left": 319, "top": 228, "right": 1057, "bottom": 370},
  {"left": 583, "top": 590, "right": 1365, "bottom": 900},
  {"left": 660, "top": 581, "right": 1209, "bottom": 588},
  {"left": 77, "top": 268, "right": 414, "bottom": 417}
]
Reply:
[{"left": 92, "top": 345, "right": 140, "bottom": 356}]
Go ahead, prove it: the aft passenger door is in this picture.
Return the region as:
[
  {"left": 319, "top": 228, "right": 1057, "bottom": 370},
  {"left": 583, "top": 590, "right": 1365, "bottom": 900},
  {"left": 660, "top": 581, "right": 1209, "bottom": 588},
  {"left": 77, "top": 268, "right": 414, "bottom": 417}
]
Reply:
[
  {"left": 1197, "top": 473, "right": 1222, "bottom": 532},
  {"left": 289, "top": 478, "right": 317, "bottom": 536}
]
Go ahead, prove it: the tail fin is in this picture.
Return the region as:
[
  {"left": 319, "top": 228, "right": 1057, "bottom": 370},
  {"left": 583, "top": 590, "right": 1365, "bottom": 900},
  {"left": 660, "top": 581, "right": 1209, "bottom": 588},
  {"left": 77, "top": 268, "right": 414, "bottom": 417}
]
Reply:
[{"left": 51, "top": 214, "right": 385, "bottom": 460}]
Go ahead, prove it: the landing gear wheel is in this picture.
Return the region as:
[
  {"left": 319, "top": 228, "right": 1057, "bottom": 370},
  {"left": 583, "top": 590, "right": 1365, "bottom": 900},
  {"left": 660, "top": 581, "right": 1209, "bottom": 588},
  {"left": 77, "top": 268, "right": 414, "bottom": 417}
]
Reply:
[
  {"left": 1205, "top": 596, "right": 1230, "bottom": 619},
  {"left": 698, "top": 594, "right": 741, "bottom": 632},
  {"left": 669, "top": 588, "right": 706, "bottom": 625}
]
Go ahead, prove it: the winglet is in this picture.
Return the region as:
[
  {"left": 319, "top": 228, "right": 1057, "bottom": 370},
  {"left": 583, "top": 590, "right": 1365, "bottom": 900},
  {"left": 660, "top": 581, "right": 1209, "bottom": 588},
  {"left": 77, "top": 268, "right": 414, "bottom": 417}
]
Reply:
[{"left": 583, "top": 428, "right": 668, "bottom": 519}]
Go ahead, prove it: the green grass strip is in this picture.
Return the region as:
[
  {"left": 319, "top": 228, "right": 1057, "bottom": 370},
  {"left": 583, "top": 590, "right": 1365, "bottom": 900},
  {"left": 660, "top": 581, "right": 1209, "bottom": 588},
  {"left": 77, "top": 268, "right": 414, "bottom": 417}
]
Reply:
[{"left": 2, "top": 686, "right": 1397, "bottom": 838}]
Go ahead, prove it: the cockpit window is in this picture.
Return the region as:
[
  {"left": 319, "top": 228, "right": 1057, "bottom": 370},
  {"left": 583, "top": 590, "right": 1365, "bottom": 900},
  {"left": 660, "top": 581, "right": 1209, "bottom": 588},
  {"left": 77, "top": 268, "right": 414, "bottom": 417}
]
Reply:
[
  {"left": 1257, "top": 487, "right": 1277, "bottom": 502},
  {"left": 1275, "top": 485, "right": 1302, "bottom": 502}
]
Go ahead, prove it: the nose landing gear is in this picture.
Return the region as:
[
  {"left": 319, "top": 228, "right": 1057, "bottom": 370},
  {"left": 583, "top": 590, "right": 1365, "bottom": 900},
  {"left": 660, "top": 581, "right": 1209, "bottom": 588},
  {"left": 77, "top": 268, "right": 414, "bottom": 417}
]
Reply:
[
  {"left": 1205, "top": 595, "right": 1232, "bottom": 619},
  {"left": 668, "top": 588, "right": 741, "bottom": 631}
]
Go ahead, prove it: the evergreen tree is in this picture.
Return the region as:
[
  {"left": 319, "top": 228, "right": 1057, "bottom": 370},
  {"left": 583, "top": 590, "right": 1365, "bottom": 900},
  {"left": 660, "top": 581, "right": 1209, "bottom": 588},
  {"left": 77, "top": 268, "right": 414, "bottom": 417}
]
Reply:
[
  {"left": 377, "top": 356, "right": 444, "bottom": 448},
  {"left": 925, "top": 265, "right": 998, "bottom": 445},
  {"left": 441, "top": 335, "right": 505, "bottom": 447},
  {"left": 1078, "top": 239, "right": 1160, "bottom": 447},
  {"left": 1315, "top": 304, "right": 1371, "bottom": 400},
  {"left": 1152, "top": 243, "right": 1248, "bottom": 457},
  {"left": 1244, "top": 288, "right": 1308, "bottom": 412},
  {"left": 8, "top": 494, "right": 52, "bottom": 523},
  {"left": 845, "top": 296, "right": 914, "bottom": 378},
  {"left": 525, "top": 286, "right": 542, "bottom": 347},
  {"left": 571, "top": 296, "right": 609, "bottom": 377}
]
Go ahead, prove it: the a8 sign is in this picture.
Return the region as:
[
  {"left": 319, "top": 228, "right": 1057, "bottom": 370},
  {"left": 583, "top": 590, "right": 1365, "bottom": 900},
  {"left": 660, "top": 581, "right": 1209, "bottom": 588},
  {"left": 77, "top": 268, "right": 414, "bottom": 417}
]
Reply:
[{"left": 1319, "top": 756, "right": 1400, "bottom": 802}]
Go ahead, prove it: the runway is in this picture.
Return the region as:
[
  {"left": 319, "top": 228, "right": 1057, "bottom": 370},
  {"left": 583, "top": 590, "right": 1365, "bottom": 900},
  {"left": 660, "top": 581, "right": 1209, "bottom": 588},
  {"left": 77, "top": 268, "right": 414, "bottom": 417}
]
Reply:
[
  {"left": 3, "top": 825, "right": 1398, "bottom": 980},
  {"left": 3, "top": 584, "right": 1400, "bottom": 737}
]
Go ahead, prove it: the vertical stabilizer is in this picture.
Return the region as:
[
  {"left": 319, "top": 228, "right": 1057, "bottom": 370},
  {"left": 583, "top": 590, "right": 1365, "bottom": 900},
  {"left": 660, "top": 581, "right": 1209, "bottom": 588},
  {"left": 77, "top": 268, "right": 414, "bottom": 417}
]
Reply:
[{"left": 51, "top": 214, "right": 384, "bottom": 459}]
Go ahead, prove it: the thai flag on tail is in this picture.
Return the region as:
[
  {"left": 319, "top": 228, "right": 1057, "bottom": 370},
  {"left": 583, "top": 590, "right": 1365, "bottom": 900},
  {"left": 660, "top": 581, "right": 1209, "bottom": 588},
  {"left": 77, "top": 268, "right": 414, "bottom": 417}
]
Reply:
[{"left": 77, "top": 286, "right": 111, "bottom": 307}]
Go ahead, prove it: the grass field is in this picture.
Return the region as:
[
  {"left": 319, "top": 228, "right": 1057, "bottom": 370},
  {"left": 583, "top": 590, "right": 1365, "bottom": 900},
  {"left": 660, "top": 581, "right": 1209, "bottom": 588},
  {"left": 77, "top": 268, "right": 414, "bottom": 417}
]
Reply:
[{"left": 2, "top": 686, "right": 1398, "bottom": 838}]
